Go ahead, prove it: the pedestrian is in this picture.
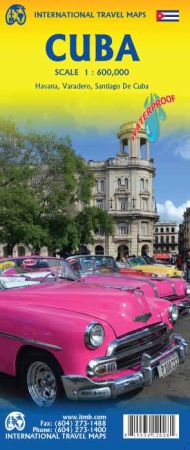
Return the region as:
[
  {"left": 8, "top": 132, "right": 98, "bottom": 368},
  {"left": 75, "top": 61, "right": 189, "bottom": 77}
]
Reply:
[
  {"left": 121, "top": 252, "right": 129, "bottom": 263},
  {"left": 176, "top": 254, "right": 182, "bottom": 270},
  {"left": 170, "top": 255, "right": 176, "bottom": 265},
  {"left": 184, "top": 251, "right": 190, "bottom": 282}
]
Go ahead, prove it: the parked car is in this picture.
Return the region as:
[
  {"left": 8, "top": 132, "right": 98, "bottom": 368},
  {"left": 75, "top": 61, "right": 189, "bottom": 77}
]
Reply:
[
  {"left": 67, "top": 255, "right": 190, "bottom": 314},
  {"left": 0, "top": 255, "right": 154, "bottom": 278},
  {"left": 0, "top": 258, "right": 187, "bottom": 406},
  {"left": 0, "top": 256, "right": 64, "bottom": 276},
  {"left": 118, "top": 256, "right": 183, "bottom": 278}
]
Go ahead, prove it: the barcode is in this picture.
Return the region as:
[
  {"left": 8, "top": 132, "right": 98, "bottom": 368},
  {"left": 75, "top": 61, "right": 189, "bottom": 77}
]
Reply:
[{"left": 123, "top": 414, "right": 179, "bottom": 438}]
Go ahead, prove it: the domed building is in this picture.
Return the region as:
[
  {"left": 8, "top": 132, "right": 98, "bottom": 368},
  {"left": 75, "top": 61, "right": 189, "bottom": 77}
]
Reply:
[{"left": 87, "top": 121, "right": 159, "bottom": 258}]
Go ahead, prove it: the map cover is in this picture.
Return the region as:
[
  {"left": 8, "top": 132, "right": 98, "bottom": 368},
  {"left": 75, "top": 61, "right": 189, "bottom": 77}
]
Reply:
[{"left": 0, "top": 0, "right": 189, "bottom": 449}]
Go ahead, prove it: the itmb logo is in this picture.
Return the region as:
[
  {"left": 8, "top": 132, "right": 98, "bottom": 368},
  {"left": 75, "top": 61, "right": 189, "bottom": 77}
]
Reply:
[
  {"left": 5, "top": 412, "right": 25, "bottom": 431},
  {"left": 6, "top": 5, "right": 26, "bottom": 25}
]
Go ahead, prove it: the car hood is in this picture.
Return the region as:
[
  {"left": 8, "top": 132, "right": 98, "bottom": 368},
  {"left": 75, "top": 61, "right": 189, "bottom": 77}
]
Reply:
[
  {"left": 1, "top": 280, "right": 164, "bottom": 337},
  {"left": 81, "top": 273, "right": 186, "bottom": 299}
]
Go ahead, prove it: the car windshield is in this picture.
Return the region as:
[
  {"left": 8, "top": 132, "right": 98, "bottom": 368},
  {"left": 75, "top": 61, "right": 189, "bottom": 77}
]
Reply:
[
  {"left": 128, "top": 257, "right": 148, "bottom": 266},
  {"left": 116, "top": 261, "right": 131, "bottom": 268},
  {"left": 143, "top": 256, "right": 156, "bottom": 264},
  {"left": 67, "top": 255, "right": 119, "bottom": 275},
  {"left": 0, "top": 257, "right": 78, "bottom": 288}
]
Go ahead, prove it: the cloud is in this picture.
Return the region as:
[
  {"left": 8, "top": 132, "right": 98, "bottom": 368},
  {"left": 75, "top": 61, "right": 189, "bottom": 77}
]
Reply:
[
  {"left": 174, "top": 137, "right": 190, "bottom": 160},
  {"left": 157, "top": 200, "right": 190, "bottom": 224}
]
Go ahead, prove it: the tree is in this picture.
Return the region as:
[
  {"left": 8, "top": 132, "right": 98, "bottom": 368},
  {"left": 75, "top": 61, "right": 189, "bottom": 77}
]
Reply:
[
  {"left": 77, "top": 207, "right": 113, "bottom": 246},
  {"left": 0, "top": 118, "right": 113, "bottom": 254},
  {"left": 0, "top": 118, "right": 47, "bottom": 253}
]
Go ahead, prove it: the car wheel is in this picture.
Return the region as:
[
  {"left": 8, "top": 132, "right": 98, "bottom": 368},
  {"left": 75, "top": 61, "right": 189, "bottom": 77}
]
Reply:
[{"left": 20, "top": 351, "right": 63, "bottom": 407}]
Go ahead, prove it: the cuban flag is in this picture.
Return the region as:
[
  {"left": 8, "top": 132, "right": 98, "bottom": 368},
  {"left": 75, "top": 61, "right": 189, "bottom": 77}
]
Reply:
[{"left": 156, "top": 10, "right": 179, "bottom": 21}]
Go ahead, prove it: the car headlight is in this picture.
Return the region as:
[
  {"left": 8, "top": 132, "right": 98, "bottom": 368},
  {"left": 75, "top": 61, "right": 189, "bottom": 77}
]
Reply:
[
  {"left": 186, "top": 284, "right": 190, "bottom": 295},
  {"left": 84, "top": 322, "right": 105, "bottom": 349},
  {"left": 168, "top": 305, "right": 179, "bottom": 323}
]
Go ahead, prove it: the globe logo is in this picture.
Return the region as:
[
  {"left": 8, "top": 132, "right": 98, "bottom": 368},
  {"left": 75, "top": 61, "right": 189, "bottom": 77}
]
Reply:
[
  {"left": 6, "top": 5, "right": 26, "bottom": 25},
  {"left": 5, "top": 412, "right": 25, "bottom": 431},
  {"left": 144, "top": 93, "right": 167, "bottom": 143}
]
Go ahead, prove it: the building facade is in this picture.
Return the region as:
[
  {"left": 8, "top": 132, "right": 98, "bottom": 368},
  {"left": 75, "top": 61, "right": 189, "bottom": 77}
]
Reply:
[
  {"left": 153, "top": 222, "right": 179, "bottom": 255},
  {"left": 178, "top": 223, "right": 185, "bottom": 258},
  {"left": 179, "top": 208, "right": 190, "bottom": 258},
  {"left": 86, "top": 122, "right": 159, "bottom": 259},
  {"left": 0, "top": 243, "right": 48, "bottom": 258}
]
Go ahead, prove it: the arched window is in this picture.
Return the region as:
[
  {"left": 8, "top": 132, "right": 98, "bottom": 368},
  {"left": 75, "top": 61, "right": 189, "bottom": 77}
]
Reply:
[
  {"left": 155, "top": 227, "right": 158, "bottom": 232},
  {"left": 95, "top": 226, "right": 103, "bottom": 236},
  {"left": 18, "top": 246, "right": 26, "bottom": 256},
  {"left": 95, "top": 245, "right": 104, "bottom": 255},
  {"left": 95, "top": 180, "right": 99, "bottom": 192},
  {"left": 32, "top": 246, "right": 40, "bottom": 256},
  {"left": 166, "top": 236, "right": 169, "bottom": 244},
  {"left": 141, "top": 244, "right": 149, "bottom": 256},
  {"left": 78, "top": 245, "right": 89, "bottom": 255},
  {"left": 118, "top": 178, "right": 121, "bottom": 188},
  {"left": 140, "top": 178, "right": 144, "bottom": 191},
  {"left": 117, "top": 244, "right": 129, "bottom": 260},
  {"left": 119, "top": 198, "right": 128, "bottom": 211},
  {"left": 125, "top": 178, "right": 128, "bottom": 189},
  {"left": 100, "top": 180, "right": 104, "bottom": 192},
  {"left": 140, "top": 139, "right": 147, "bottom": 160},
  {"left": 96, "top": 199, "right": 103, "bottom": 209},
  {"left": 3, "top": 246, "right": 9, "bottom": 257},
  {"left": 141, "top": 222, "right": 149, "bottom": 236}
]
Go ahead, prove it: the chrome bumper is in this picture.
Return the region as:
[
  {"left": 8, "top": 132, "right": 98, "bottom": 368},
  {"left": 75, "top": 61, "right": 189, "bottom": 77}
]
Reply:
[
  {"left": 177, "top": 299, "right": 190, "bottom": 313},
  {"left": 61, "top": 334, "right": 188, "bottom": 400}
]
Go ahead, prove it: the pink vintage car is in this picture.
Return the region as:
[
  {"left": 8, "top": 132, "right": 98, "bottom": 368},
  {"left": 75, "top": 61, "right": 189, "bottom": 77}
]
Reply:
[
  {"left": 0, "top": 258, "right": 187, "bottom": 407},
  {"left": 67, "top": 255, "right": 190, "bottom": 314}
]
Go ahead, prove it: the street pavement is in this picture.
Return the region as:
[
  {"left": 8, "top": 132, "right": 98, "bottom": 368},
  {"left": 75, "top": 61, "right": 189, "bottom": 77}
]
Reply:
[{"left": 0, "top": 314, "right": 189, "bottom": 409}]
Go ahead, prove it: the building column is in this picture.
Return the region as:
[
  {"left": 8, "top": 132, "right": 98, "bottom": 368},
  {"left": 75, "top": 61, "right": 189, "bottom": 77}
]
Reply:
[
  {"left": 12, "top": 247, "right": 18, "bottom": 257},
  {"left": 120, "top": 140, "right": 124, "bottom": 153},
  {"left": 40, "top": 246, "right": 48, "bottom": 256},
  {"left": 105, "top": 236, "right": 110, "bottom": 255},
  {"left": 131, "top": 221, "right": 138, "bottom": 255}
]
